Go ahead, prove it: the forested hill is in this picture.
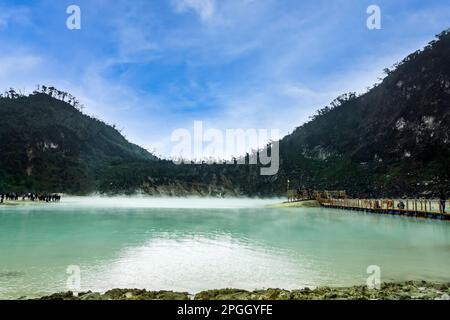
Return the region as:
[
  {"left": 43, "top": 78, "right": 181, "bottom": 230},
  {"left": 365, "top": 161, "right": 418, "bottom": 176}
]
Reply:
[
  {"left": 0, "top": 29, "right": 449, "bottom": 197},
  {"left": 0, "top": 91, "right": 155, "bottom": 193},
  {"left": 268, "top": 29, "right": 450, "bottom": 197}
]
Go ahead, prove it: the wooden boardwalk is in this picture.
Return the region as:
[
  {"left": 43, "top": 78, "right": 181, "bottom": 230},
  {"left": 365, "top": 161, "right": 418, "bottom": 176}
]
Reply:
[{"left": 318, "top": 198, "right": 450, "bottom": 221}]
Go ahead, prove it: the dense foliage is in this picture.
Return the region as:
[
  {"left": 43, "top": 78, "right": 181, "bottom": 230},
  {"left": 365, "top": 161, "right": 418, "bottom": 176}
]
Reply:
[{"left": 0, "top": 92, "right": 154, "bottom": 193}]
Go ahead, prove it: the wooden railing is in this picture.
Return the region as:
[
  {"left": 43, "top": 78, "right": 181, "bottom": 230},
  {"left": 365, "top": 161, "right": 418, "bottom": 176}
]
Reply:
[{"left": 318, "top": 198, "right": 449, "bottom": 220}]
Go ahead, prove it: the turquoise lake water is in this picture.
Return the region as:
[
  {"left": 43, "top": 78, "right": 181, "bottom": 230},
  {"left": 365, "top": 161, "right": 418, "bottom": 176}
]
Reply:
[{"left": 1, "top": 197, "right": 449, "bottom": 299}]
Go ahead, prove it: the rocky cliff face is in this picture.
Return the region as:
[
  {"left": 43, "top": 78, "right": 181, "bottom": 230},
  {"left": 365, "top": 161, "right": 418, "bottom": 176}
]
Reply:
[{"left": 140, "top": 174, "right": 240, "bottom": 197}]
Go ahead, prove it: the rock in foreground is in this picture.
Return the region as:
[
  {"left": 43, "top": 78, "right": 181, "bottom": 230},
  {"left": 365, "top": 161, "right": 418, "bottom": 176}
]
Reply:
[{"left": 36, "top": 281, "right": 450, "bottom": 300}]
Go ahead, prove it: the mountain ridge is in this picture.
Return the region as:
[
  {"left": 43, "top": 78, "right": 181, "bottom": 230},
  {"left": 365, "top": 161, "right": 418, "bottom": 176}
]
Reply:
[{"left": 1, "top": 29, "right": 449, "bottom": 197}]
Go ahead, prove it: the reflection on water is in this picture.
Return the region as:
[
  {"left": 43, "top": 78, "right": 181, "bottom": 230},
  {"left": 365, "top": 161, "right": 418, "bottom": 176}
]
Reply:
[
  {"left": 0, "top": 271, "right": 25, "bottom": 278},
  {"left": 83, "top": 233, "right": 321, "bottom": 294},
  {"left": 0, "top": 197, "right": 449, "bottom": 299}
]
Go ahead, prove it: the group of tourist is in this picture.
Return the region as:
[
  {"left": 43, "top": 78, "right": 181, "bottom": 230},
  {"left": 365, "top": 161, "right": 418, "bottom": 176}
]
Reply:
[{"left": 0, "top": 193, "right": 62, "bottom": 203}]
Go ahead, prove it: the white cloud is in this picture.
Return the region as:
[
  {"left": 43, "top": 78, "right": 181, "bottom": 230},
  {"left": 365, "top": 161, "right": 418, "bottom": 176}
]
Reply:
[
  {"left": 172, "top": 0, "right": 215, "bottom": 21},
  {"left": 0, "top": 55, "right": 42, "bottom": 74},
  {"left": 0, "top": 17, "right": 7, "bottom": 30},
  {"left": 0, "top": 54, "right": 44, "bottom": 93},
  {"left": 0, "top": 5, "right": 32, "bottom": 30}
]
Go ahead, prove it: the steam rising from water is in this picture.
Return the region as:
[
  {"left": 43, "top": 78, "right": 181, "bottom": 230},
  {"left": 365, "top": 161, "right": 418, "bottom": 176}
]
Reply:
[{"left": 53, "top": 196, "right": 282, "bottom": 209}]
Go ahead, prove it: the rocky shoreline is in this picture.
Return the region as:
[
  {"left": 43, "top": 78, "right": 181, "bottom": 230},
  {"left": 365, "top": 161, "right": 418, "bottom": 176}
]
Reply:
[
  {"left": 34, "top": 281, "right": 450, "bottom": 300},
  {"left": 264, "top": 200, "right": 320, "bottom": 208}
]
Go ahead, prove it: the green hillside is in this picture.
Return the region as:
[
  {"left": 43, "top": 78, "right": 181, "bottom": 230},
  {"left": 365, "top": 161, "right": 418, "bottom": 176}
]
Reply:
[{"left": 0, "top": 92, "right": 155, "bottom": 193}]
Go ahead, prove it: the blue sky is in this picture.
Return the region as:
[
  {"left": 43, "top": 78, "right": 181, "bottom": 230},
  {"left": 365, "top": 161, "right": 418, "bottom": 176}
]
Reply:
[{"left": 0, "top": 0, "right": 449, "bottom": 157}]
